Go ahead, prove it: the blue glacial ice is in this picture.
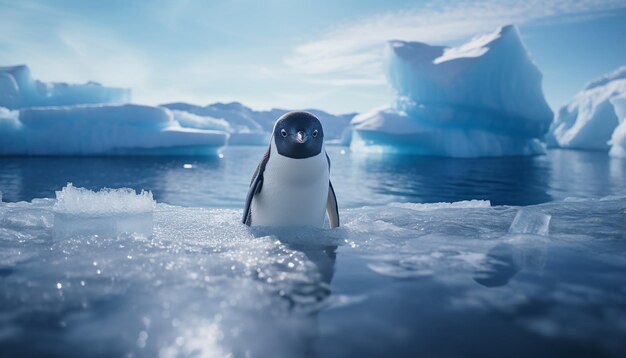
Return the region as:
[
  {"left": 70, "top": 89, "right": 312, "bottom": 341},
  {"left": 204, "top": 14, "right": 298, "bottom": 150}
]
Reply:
[
  {"left": 1, "top": 184, "right": 626, "bottom": 356},
  {"left": 351, "top": 25, "right": 554, "bottom": 157},
  {"left": 547, "top": 66, "right": 626, "bottom": 154},
  {"left": 0, "top": 65, "right": 129, "bottom": 109},
  {"left": 0, "top": 104, "right": 228, "bottom": 156}
]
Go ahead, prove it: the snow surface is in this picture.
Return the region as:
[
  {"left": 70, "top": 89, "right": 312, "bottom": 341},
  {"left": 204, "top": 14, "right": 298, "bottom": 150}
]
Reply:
[
  {"left": 162, "top": 102, "right": 354, "bottom": 145},
  {"left": 351, "top": 25, "right": 553, "bottom": 157},
  {"left": 1, "top": 184, "right": 626, "bottom": 356},
  {"left": 547, "top": 66, "right": 626, "bottom": 151},
  {"left": 0, "top": 65, "right": 129, "bottom": 109},
  {"left": 0, "top": 104, "right": 228, "bottom": 156}
]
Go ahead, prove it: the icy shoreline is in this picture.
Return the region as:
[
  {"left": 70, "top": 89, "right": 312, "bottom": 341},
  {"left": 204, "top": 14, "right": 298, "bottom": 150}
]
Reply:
[{"left": 1, "top": 185, "right": 626, "bottom": 357}]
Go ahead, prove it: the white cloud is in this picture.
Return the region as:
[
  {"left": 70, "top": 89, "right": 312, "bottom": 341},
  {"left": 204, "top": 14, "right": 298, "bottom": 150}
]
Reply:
[{"left": 285, "top": 0, "right": 626, "bottom": 84}]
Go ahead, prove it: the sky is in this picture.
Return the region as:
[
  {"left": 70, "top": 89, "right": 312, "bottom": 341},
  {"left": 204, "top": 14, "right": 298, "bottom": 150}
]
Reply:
[{"left": 0, "top": 0, "right": 624, "bottom": 114}]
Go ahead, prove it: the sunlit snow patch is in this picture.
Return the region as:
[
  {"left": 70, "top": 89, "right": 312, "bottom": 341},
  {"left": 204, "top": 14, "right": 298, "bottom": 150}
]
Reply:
[{"left": 53, "top": 183, "right": 155, "bottom": 237}]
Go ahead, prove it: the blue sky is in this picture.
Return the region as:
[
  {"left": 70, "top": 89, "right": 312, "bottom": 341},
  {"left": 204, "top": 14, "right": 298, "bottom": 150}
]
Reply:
[{"left": 0, "top": 0, "right": 624, "bottom": 113}]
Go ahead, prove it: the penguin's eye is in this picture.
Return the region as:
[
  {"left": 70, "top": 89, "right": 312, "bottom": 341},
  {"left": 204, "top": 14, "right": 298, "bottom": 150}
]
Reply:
[
  {"left": 312, "top": 129, "right": 318, "bottom": 138},
  {"left": 280, "top": 129, "right": 287, "bottom": 137}
]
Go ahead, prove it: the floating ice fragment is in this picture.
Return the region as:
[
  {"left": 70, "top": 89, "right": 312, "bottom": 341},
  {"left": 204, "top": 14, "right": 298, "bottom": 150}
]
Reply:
[
  {"left": 54, "top": 183, "right": 155, "bottom": 216},
  {"left": 508, "top": 209, "right": 551, "bottom": 236},
  {"left": 53, "top": 183, "right": 155, "bottom": 237}
]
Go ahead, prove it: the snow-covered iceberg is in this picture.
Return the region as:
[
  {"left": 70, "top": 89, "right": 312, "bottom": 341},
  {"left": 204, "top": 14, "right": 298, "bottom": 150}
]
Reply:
[
  {"left": 351, "top": 25, "right": 553, "bottom": 157},
  {"left": 546, "top": 67, "right": 626, "bottom": 154},
  {"left": 162, "top": 102, "right": 354, "bottom": 145},
  {"left": 0, "top": 104, "right": 227, "bottom": 156},
  {"left": 0, "top": 65, "right": 130, "bottom": 109}
]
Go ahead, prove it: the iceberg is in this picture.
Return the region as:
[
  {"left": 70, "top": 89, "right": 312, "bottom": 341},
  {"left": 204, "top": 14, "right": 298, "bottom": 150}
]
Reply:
[
  {"left": 162, "top": 102, "right": 354, "bottom": 145},
  {"left": 547, "top": 66, "right": 626, "bottom": 151},
  {"left": 351, "top": 25, "right": 553, "bottom": 157},
  {"left": 0, "top": 104, "right": 227, "bottom": 156},
  {"left": 0, "top": 65, "right": 130, "bottom": 109}
]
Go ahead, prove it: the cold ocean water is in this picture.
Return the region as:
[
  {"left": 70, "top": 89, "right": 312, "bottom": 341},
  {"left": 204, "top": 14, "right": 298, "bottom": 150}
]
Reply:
[{"left": 0, "top": 146, "right": 625, "bottom": 357}]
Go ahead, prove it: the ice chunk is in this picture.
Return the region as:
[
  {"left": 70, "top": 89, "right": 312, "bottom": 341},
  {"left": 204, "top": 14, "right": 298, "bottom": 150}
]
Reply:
[
  {"left": 0, "top": 104, "right": 228, "bottom": 156},
  {"left": 547, "top": 66, "right": 626, "bottom": 151},
  {"left": 53, "top": 183, "right": 155, "bottom": 216},
  {"left": 351, "top": 25, "right": 553, "bottom": 157},
  {"left": 474, "top": 209, "right": 551, "bottom": 287},
  {"left": 0, "top": 65, "right": 130, "bottom": 109},
  {"left": 508, "top": 209, "right": 551, "bottom": 236},
  {"left": 609, "top": 93, "right": 626, "bottom": 157},
  {"left": 53, "top": 184, "right": 155, "bottom": 237}
]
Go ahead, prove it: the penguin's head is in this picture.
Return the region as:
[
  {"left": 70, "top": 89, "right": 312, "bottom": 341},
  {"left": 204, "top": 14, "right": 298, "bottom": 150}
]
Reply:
[{"left": 273, "top": 111, "right": 324, "bottom": 159}]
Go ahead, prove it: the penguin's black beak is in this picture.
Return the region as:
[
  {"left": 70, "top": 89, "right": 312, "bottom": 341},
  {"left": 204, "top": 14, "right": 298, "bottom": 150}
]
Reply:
[{"left": 295, "top": 131, "right": 307, "bottom": 143}]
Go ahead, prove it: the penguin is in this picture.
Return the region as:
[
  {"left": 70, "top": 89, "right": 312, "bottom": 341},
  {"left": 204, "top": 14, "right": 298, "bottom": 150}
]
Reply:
[{"left": 242, "top": 111, "right": 339, "bottom": 228}]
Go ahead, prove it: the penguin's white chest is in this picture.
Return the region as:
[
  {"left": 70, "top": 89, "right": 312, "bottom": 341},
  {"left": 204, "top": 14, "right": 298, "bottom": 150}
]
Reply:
[{"left": 251, "top": 147, "right": 329, "bottom": 227}]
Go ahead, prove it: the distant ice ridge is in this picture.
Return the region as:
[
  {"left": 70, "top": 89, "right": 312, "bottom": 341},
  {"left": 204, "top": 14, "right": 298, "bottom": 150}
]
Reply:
[
  {"left": 162, "top": 102, "right": 355, "bottom": 146},
  {"left": 0, "top": 65, "right": 129, "bottom": 109},
  {"left": 351, "top": 25, "right": 553, "bottom": 157},
  {"left": 547, "top": 66, "right": 626, "bottom": 155},
  {"left": 0, "top": 104, "right": 228, "bottom": 156}
]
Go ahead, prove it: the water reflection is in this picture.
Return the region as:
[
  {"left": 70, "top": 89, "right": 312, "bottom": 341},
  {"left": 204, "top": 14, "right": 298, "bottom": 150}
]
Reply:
[
  {"left": 2, "top": 148, "right": 626, "bottom": 207},
  {"left": 548, "top": 149, "right": 626, "bottom": 199},
  {"left": 0, "top": 156, "right": 221, "bottom": 205},
  {"left": 348, "top": 152, "right": 553, "bottom": 206},
  {"left": 250, "top": 227, "right": 339, "bottom": 357},
  {"left": 251, "top": 227, "right": 339, "bottom": 303}
]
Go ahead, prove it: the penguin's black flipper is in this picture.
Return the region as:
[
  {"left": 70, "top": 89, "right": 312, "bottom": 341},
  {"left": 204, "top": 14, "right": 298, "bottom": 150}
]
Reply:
[
  {"left": 326, "top": 181, "right": 340, "bottom": 228},
  {"left": 243, "top": 147, "right": 270, "bottom": 225}
]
